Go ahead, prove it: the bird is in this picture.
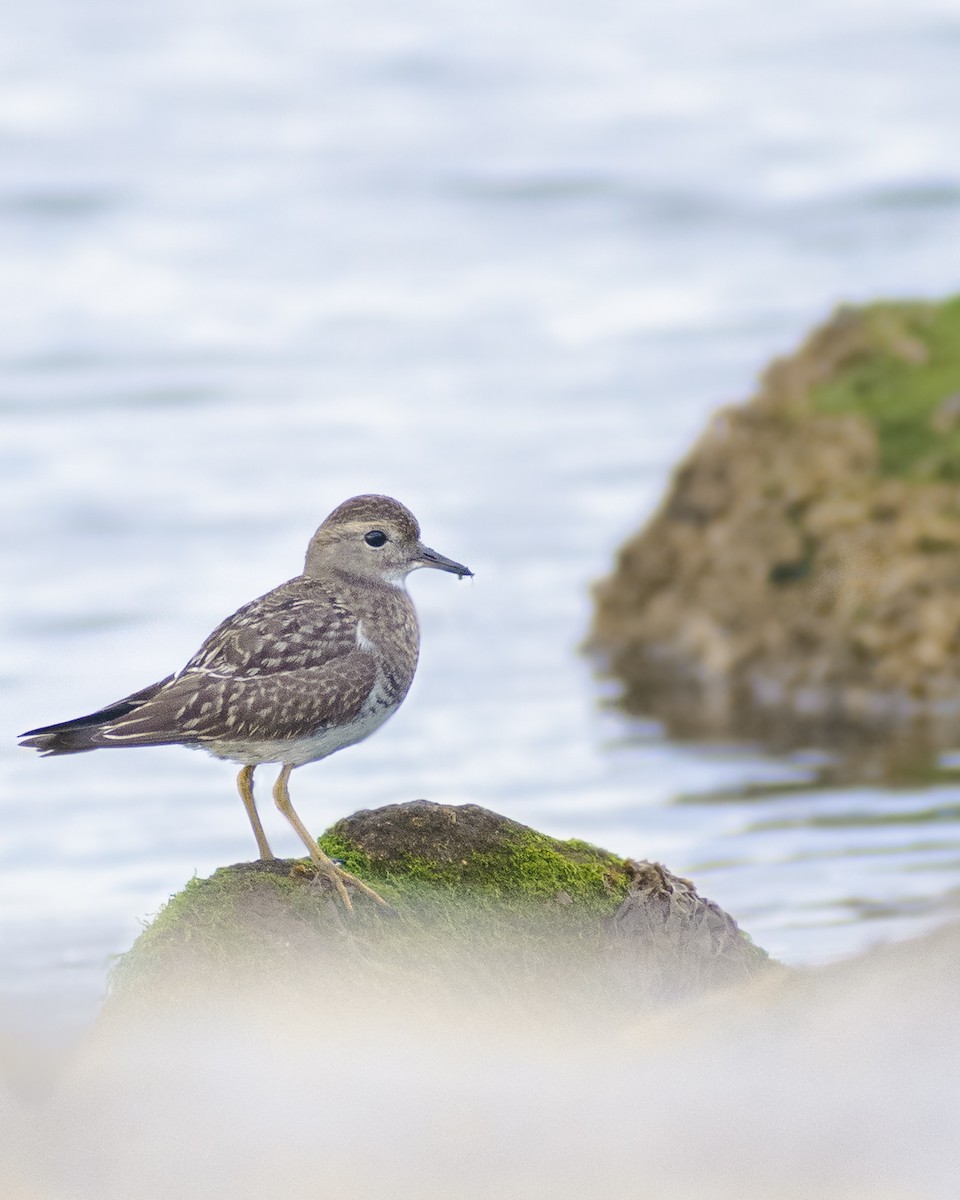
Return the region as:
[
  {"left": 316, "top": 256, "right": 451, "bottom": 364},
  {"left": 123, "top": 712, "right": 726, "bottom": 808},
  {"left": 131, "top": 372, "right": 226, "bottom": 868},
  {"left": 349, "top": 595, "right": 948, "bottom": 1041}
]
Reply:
[{"left": 19, "top": 494, "right": 472, "bottom": 911}]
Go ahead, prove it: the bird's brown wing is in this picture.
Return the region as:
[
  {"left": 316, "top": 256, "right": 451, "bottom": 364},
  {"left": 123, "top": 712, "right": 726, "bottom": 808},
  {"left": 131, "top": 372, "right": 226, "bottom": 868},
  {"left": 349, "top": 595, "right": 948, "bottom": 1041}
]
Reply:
[
  {"left": 99, "top": 651, "right": 378, "bottom": 745},
  {"left": 23, "top": 577, "right": 376, "bottom": 751},
  {"left": 180, "top": 576, "right": 359, "bottom": 678},
  {"left": 97, "top": 578, "right": 376, "bottom": 745}
]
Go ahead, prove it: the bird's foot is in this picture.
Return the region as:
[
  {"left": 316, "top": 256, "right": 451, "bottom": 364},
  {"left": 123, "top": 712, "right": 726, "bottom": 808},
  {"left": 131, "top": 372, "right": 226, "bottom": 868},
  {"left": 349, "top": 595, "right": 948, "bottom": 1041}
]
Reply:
[{"left": 296, "top": 857, "right": 394, "bottom": 914}]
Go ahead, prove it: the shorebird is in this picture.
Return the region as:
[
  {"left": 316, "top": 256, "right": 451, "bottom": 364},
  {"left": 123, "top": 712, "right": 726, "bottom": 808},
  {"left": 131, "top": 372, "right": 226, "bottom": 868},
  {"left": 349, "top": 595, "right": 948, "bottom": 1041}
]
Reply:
[{"left": 20, "top": 494, "right": 472, "bottom": 910}]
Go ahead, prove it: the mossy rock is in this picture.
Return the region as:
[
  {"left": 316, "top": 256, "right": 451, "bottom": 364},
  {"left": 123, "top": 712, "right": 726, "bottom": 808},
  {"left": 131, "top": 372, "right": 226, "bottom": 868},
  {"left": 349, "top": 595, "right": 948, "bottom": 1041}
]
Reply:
[
  {"left": 589, "top": 295, "right": 960, "bottom": 763},
  {"left": 108, "top": 801, "right": 769, "bottom": 1020},
  {"left": 319, "top": 801, "right": 634, "bottom": 903}
]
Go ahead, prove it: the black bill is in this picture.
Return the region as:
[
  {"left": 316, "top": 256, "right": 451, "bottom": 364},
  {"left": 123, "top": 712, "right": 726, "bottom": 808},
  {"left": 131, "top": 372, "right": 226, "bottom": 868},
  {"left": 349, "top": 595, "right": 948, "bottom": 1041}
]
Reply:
[{"left": 417, "top": 545, "right": 473, "bottom": 579}]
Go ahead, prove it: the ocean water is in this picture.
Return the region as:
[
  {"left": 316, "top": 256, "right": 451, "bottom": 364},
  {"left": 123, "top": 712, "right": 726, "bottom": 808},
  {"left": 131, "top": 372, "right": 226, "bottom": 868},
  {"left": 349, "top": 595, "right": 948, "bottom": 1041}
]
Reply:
[{"left": 2, "top": 0, "right": 960, "bottom": 1035}]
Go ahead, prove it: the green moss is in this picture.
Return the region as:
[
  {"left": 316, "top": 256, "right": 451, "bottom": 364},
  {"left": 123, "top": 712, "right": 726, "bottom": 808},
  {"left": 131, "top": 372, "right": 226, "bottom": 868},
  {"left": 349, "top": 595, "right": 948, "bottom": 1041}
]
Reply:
[
  {"left": 110, "top": 866, "right": 328, "bottom": 990},
  {"left": 314, "top": 830, "right": 372, "bottom": 877},
  {"left": 319, "top": 824, "right": 634, "bottom": 914},
  {"left": 810, "top": 296, "right": 960, "bottom": 479}
]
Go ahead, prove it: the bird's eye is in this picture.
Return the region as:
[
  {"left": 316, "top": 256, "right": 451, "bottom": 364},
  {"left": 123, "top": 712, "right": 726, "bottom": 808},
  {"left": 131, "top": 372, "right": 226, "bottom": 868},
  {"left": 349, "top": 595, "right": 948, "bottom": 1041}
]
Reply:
[{"left": 364, "top": 530, "right": 388, "bottom": 547}]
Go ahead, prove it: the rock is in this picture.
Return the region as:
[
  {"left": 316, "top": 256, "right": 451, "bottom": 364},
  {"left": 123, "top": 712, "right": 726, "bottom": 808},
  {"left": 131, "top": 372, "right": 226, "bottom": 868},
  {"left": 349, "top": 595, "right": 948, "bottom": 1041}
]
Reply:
[
  {"left": 107, "top": 801, "right": 769, "bottom": 1018},
  {"left": 588, "top": 296, "right": 960, "bottom": 756},
  {"left": 607, "top": 861, "right": 764, "bottom": 998}
]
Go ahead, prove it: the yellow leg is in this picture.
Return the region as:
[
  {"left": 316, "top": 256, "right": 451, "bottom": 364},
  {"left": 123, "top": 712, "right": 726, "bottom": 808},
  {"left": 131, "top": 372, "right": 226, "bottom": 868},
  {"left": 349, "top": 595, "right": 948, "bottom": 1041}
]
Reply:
[
  {"left": 237, "top": 765, "right": 274, "bottom": 861},
  {"left": 272, "top": 764, "right": 392, "bottom": 911}
]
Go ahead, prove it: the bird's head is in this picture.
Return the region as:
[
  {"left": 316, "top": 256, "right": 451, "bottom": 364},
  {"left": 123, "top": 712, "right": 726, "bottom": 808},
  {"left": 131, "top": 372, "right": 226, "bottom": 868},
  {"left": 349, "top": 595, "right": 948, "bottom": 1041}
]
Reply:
[{"left": 304, "top": 494, "right": 473, "bottom": 586}]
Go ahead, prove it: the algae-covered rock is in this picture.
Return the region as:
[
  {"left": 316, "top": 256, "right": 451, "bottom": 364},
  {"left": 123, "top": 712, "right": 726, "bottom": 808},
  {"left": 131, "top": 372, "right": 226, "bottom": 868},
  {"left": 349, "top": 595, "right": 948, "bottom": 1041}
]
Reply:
[
  {"left": 109, "top": 801, "right": 769, "bottom": 1018},
  {"left": 319, "top": 800, "right": 634, "bottom": 903},
  {"left": 589, "top": 296, "right": 960, "bottom": 752}
]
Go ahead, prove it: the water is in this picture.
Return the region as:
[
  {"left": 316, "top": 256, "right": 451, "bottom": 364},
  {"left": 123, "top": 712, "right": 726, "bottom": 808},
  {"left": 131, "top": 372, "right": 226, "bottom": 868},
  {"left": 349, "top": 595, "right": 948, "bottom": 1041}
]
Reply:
[{"left": 3, "top": 0, "right": 960, "bottom": 1035}]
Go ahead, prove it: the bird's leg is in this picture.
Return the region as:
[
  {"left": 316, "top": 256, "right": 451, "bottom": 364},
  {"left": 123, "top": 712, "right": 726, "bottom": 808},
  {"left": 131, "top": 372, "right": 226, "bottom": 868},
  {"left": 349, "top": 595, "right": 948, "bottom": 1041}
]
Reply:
[
  {"left": 272, "top": 765, "right": 392, "bottom": 911},
  {"left": 237, "top": 765, "right": 275, "bottom": 861}
]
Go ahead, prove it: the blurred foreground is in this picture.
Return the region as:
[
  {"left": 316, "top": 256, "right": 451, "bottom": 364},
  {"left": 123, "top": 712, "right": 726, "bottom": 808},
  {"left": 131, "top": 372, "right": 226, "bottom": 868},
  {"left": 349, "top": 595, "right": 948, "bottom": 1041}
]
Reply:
[{"left": 1, "top": 915, "right": 957, "bottom": 1200}]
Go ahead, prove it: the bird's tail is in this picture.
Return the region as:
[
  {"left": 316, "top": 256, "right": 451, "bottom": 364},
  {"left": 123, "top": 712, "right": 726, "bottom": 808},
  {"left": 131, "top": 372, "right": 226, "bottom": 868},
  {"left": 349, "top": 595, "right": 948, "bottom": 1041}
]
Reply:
[{"left": 19, "top": 678, "right": 173, "bottom": 756}]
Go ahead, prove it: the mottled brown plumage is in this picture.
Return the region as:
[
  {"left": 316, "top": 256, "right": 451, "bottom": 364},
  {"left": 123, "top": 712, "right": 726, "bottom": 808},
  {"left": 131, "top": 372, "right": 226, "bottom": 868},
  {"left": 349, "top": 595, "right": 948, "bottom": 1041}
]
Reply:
[{"left": 20, "top": 495, "right": 472, "bottom": 910}]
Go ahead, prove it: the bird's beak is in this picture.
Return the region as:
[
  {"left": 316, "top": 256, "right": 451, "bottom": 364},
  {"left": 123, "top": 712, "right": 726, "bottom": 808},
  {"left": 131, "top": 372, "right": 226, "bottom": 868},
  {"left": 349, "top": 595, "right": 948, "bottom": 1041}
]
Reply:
[{"left": 416, "top": 545, "right": 473, "bottom": 579}]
